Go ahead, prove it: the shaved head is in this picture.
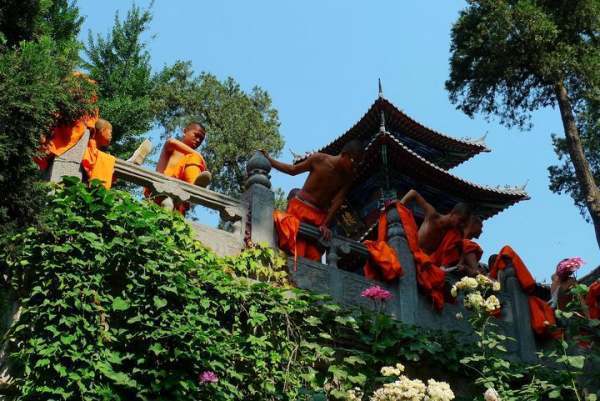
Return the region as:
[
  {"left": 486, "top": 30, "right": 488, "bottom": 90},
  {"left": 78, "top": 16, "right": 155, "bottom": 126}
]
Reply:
[
  {"left": 184, "top": 121, "right": 205, "bottom": 132},
  {"left": 94, "top": 118, "right": 112, "bottom": 149},
  {"left": 95, "top": 118, "right": 112, "bottom": 132}
]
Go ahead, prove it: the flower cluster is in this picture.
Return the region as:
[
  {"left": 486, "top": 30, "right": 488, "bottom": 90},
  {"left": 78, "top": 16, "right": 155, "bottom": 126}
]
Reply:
[
  {"left": 451, "top": 275, "right": 501, "bottom": 315},
  {"left": 363, "top": 363, "right": 454, "bottom": 401},
  {"left": 198, "top": 370, "right": 218, "bottom": 384},
  {"left": 361, "top": 285, "right": 393, "bottom": 301},
  {"left": 347, "top": 387, "right": 364, "bottom": 401},
  {"left": 483, "top": 388, "right": 501, "bottom": 401},
  {"left": 556, "top": 257, "right": 585, "bottom": 279}
]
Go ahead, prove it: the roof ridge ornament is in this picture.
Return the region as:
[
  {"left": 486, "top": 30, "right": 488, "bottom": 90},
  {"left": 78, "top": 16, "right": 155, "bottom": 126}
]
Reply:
[
  {"left": 472, "top": 132, "right": 488, "bottom": 146},
  {"left": 379, "top": 109, "right": 386, "bottom": 133},
  {"left": 378, "top": 78, "right": 383, "bottom": 98},
  {"left": 517, "top": 179, "right": 529, "bottom": 191}
]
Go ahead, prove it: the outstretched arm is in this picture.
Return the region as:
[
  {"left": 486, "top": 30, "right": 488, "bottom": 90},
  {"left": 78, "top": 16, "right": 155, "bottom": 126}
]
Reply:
[
  {"left": 156, "top": 138, "right": 199, "bottom": 173},
  {"left": 261, "top": 150, "right": 314, "bottom": 176},
  {"left": 399, "top": 189, "right": 437, "bottom": 218}
]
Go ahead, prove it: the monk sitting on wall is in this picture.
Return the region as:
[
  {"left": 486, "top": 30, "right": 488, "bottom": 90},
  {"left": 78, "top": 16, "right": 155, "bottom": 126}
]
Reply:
[
  {"left": 454, "top": 215, "right": 485, "bottom": 276},
  {"left": 81, "top": 119, "right": 116, "bottom": 189},
  {"left": 262, "top": 140, "right": 363, "bottom": 262},
  {"left": 146, "top": 122, "right": 212, "bottom": 214}
]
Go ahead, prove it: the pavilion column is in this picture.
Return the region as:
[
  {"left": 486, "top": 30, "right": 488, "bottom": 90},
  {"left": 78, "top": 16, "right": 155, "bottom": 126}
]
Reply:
[
  {"left": 47, "top": 129, "right": 90, "bottom": 183},
  {"left": 242, "top": 151, "right": 276, "bottom": 248},
  {"left": 386, "top": 205, "right": 418, "bottom": 325}
]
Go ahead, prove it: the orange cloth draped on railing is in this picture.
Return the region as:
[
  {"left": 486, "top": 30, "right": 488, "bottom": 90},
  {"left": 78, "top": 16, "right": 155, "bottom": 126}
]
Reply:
[
  {"left": 586, "top": 281, "right": 600, "bottom": 320},
  {"left": 364, "top": 202, "right": 445, "bottom": 310},
  {"left": 363, "top": 240, "right": 403, "bottom": 281},
  {"left": 273, "top": 197, "right": 327, "bottom": 262},
  {"left": 489, "top": 245, "right": 561, "bottom": 339},
  {"left": 81, "top": 139, "right": 115, "bottom": 189}
]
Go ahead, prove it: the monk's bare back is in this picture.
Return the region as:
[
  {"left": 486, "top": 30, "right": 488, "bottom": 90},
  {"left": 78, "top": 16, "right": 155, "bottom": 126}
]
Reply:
[{"left": 299, "top": 153, "right": 353, "bottom": 209}]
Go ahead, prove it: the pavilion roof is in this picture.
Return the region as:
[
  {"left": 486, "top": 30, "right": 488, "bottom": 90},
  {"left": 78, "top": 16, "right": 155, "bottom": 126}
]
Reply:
[
  {"left": 317, "top": 96, "right": 490, "bottom": 169},
  {"left": 353, "top": 131, "right": 529, "bottom": 220}
]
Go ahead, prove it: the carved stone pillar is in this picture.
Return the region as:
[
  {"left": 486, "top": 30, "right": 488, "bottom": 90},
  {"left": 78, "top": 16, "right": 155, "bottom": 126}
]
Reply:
[
  {"left": 500, "top": 265, "right": 537, "bottom": 362},
  {"left": 242, "top": 151, "right": 276, "bottom": 248},
  {"left": 48, "top": 129, "right": 90, "bottom": 183},
  {"left": 386, "top": 205, "right": 418, "bottom": 325}
]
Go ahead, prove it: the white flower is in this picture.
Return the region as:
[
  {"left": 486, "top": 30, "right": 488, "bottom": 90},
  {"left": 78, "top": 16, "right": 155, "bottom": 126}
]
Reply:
[
  {"left": 370, "top": 375, "right": 426, "bottom": 401},
  {"left": 347, "top": 387, "right": 364, "bottom": 401},
  {"left": 425, "top": 379, "right": 455, "bottom": 401},
  {"left": 457, "top": 277, "right": 478, "bottom": 291},
  {"left": 380, "top": 363, "right": 405, "bottom": 377},
  {"left": 484, "top": 295, "right": 500, "bottom": 312},
  {"left": 476, "top": 274, "right": 491, "bottom": 287},
  {"left": 455, "top": 312, "right": 463, "bottom": 320},
  {"left": 492, "top": 281, "right": 501, "bottom": 292},
  {"left": 484, "top": 388, "right": 500, "bottom": 401},
  {"left": 450, "top": 285, "right": 458, "bottom": 298},
  {"left": 464, "top": 292, "right": 485, "bottom": 309}
]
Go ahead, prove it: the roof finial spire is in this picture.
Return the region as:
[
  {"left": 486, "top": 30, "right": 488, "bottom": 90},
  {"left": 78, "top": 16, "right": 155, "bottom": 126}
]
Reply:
[
  {"left": 378, "top": 78, "right": 383, "bottom": 98},
  {"left": 379, "top": 109, "right": 386, "bottom": 132}
]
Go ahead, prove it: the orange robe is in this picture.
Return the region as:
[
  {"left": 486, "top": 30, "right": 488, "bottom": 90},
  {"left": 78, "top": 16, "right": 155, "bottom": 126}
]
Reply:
[
  {"left": 429, "top": 228, "right": 463, "bottom": 267},
  {"left": 365, "top": 202, "right": 446, "bottom": 310},
  {"left": 81, "top": 139, "right": 116, "bottom": 189},
  {"left": 586, "top": 281, "right": 600, "bottom": 320},
  {"left": 146, "top": 151, "right": 207, "bottom": 214},
  {"left": 462, "top": 239, "right": 483, "bottom": 262},
  {"left": 35, "top": 112, "right": 99, "bottom": 170},
  {"left": 489, "top": 246, "right": 561, "bottom": 339},
  {"left": 273, "top": 197, "right": 327, "bottom": 262}
]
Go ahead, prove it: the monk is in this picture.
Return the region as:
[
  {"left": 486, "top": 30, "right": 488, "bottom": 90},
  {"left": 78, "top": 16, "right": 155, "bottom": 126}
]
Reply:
[
  {"left": 455, "top": 215, "right": 485, "bottom": 277},
  {"left": 148, "top": 122, "right": 212, "bottom": 214},
  {"left": 263, "top": 140, "right": 363, "bottom": 261},
  {"left": 399, "top": 189, "right": 472, "bottom": 255},
  {"left": 81, "top": 119, "right": 116, "bottom": 189}
]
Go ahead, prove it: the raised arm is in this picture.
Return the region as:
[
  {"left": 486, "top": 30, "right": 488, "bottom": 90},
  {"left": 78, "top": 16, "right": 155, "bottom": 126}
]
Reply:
[
  {"left": 399, "top": 189, "right": 437, "bottom": 218},
  {"left": 261, "top": 150, "right": 313, "bottom": 176}
]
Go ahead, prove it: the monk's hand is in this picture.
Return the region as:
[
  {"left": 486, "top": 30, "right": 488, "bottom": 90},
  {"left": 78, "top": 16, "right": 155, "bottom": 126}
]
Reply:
[{"left": 318, "top": 225, "right": 332, "bottom": 241}]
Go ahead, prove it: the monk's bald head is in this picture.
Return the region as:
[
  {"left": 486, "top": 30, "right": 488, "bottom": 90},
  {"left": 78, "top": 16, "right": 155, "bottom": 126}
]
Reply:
[
  {"left": 182, "top": 121, "right": 206, "bottom": 149},
  {"left": 465, "top": 214, "right": 483, "bottom": 239},
  {"left": 94, "top": 118, "right": 112, "bottom": 149},
  {"left": 340, "top": 140, "right": 363, "bottom": 166}
]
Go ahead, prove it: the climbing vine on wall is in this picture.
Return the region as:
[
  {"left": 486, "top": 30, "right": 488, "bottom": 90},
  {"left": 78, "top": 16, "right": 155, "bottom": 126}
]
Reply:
[{"left": 0, "top": 179, "right": 466, "bottom": 400}]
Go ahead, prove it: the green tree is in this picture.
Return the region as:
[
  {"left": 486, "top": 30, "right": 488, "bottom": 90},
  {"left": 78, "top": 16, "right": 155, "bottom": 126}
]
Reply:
[
  {"left": 445, "top": 0, "right": 600, "bottom": 248},
  {"left": 0, "top": 0, "right": 93, "bottom": 234},
  {"left": 549, "top": 100, "right": 600, "bottom": 221},
  {"left": 84, "top": 4, "right": 155, "bottom": 159},
  {"left": 153, "top": 62, "right": 283, "bottom": 197}
]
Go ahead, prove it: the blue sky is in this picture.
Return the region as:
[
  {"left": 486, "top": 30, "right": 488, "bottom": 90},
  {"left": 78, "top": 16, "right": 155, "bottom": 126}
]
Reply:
[{"left": 78, "top": 0, "right": 598, "bottom": 282}]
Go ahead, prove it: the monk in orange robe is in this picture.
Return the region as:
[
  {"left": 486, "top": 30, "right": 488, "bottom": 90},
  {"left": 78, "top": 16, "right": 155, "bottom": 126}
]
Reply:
[
  {"left": 81, "top": 119, "right": 116, "bottom": 189},
  {"left": 147, "top": 122, "right": 212, "bottom": 214},
  {"left": 36, "top": 73, "right": 99, "bottom": 170},
  {"left": 489, "top": 246, "right": 561, "bottom": 339},
  {"left": 364, "top": 201, "right": 445, "bottom": 310},
  {"left": 455, "top": 215, "right": 485, "bottom": 276},
  {"left": 264, "top": 140, "right": 363, "bottom": 262}
]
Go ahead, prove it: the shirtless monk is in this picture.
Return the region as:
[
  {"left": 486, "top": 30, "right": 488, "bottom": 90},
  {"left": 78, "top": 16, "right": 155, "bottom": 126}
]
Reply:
[
  {"left": 399, "top": 189, "right": 472, "bottom": 254},
  {"left": 262, "top": 140, "right": 363, "bottom": 261},
  {"left": 147, "top": 122, "right": 212, "bottom": 213},
  {"left": 457, "top": 215, "right": 485, "bottom": 277}
]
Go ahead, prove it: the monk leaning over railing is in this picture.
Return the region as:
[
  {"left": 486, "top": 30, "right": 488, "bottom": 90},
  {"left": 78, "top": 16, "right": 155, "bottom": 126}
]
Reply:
[
  {"left": 263, "top": 140, "right": 363, "bottom": 262},
  {"left": 144, "top": 122, "right": 212, "bottom": 214}
]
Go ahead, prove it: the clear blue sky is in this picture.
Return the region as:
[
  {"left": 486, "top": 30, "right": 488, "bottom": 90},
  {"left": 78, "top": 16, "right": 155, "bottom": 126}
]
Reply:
[{"left": 78, "top": 0, "right": 598, "bottom": 282}]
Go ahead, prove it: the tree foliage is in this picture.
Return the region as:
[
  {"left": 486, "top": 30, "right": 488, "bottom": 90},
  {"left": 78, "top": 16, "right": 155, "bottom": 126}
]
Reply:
[
  {"left": 446, "top": 0, "right": 600, "bottom": 246},
  {"left": 84, "top": 5, "right": 155, "bottom": 159},
  {"left": 549, "top": 100, "right": 600, "bottom": 221},
  {"left": 0, "top": 179, "right": 465, "bottom": 400},
  {"left": 0, "top": 0, "right": 94, "bottom": 235},
  {"left": 153, "top": 62, "right": 283, "bottom": 197}
]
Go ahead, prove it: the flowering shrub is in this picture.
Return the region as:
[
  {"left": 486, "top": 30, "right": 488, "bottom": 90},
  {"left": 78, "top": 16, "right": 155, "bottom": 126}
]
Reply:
[
  {"left": 348, "top": 363, "right": 455, "bottom": 401},
  {"left": 451, "top": 275, "right": 501, "bottom": 315}
]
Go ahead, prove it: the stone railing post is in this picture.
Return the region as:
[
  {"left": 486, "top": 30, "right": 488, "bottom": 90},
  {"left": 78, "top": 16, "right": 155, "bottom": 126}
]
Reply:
[
  {"left": 386, "top": 205, "right": 418, "bottom": 325},
  {"left": 47, "top": 129, "right": 90, "bottom": 183},
  {"left": 242, "top": 151, "right": 276, "bottom": 248},
  {"left": 499, "top": 265, "right": 537, "bottom": 362}
]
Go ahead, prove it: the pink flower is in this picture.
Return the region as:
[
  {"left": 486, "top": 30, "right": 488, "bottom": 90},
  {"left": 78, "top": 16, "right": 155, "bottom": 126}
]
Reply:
[
  {"left": 198, "top": 370, "right": 218, "bottom": 384},
  {"left": 361, "top": 285, "right": 392, "bottom": 301},
  {"left": 556, "top": 257, "right": 585, "bottom": 279}
]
